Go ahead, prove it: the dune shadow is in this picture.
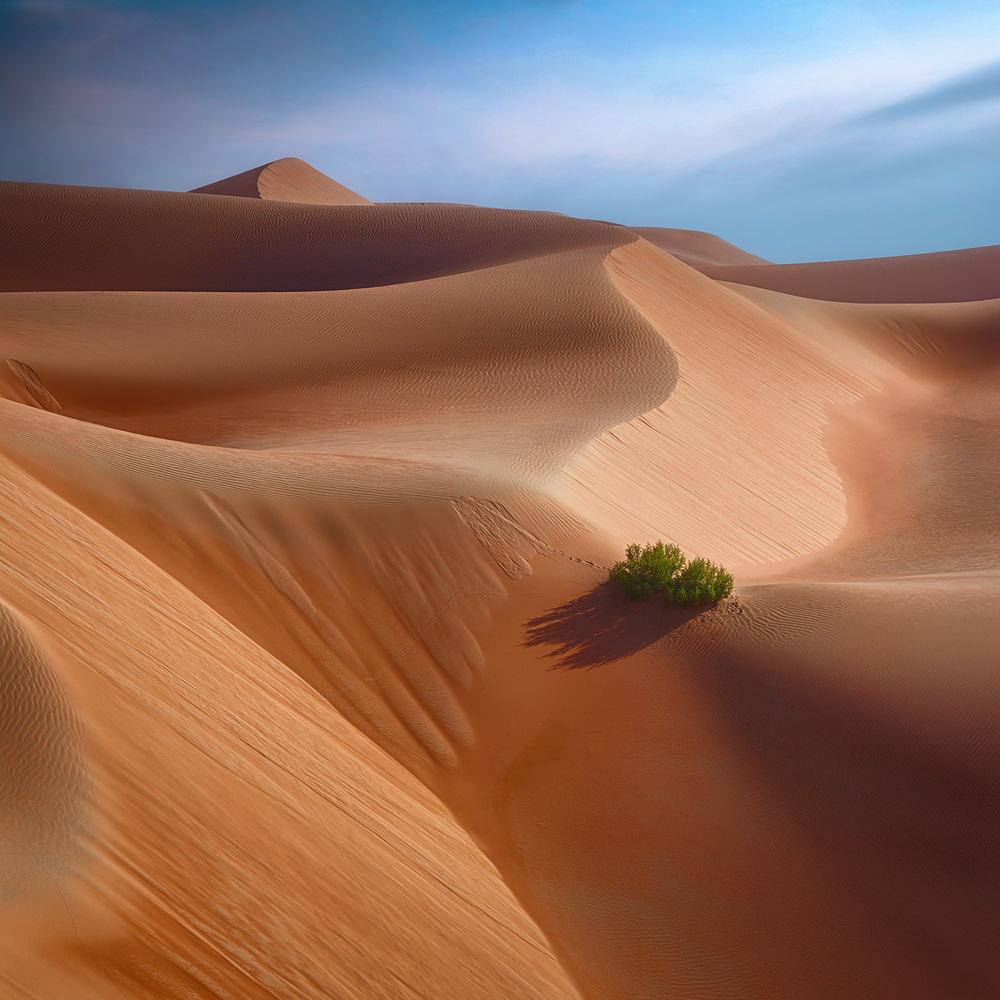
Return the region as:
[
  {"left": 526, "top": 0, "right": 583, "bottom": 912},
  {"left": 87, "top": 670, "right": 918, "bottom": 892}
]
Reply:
[{"left": 523, "top": 581, "right": 707, "bottom": 670}]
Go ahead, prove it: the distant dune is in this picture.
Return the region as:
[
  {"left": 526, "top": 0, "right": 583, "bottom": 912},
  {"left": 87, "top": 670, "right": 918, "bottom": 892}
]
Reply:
[
  {"left": 627, "top": 226, "right": 773, "bottom": 267},
  {"left": 702, "top": 243, "right": 1000, "bottom": 302},
  {"left": 2, "top": 161, "right": 999, "bottom": 1000},
  {"left": 191, "top": 156, "right": 372, "bottom": 205}
]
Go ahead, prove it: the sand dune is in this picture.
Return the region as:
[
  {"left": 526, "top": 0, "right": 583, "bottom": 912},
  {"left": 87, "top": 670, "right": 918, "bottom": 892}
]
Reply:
[
  {"left": 627, "top": 226, "right": 772, "bottom": 268},
  {"left": 191, "top": 156, "right": 372, "bottom": 205},
  {"left": 703, "top": 244, "right": 1000, "bottom": 303},
  {"left": 2, "top": 162, "right": 1000, "bottom": 999},
  {"left": 0, "top": 179, "right": 625, "bottom": 293}
]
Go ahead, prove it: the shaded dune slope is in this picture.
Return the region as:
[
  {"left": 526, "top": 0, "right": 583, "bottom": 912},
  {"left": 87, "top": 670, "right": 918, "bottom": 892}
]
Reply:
[
  {"left": 705, "top": 244, "right": 1000, "bottom": 303},
  {"left": 3, "top": 165, "right": 1000, "bottom": 999},
  {"left": 538, "top": 252, "right": 1000, "bottom": 996},
  {"left": 0, "top": 179, "right": 628, "bottom": 293}
]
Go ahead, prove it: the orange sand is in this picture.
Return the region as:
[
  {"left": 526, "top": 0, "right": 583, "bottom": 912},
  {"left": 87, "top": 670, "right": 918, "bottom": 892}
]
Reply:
[
  {"left": 700, "top": 244, "right": 1000, "bottom": 302},
  {"left": 2, "top": 161, "right": 999, "bottom": 999},
  {"left": 191, "top": 156, "right": 372, "bottom": 205}
]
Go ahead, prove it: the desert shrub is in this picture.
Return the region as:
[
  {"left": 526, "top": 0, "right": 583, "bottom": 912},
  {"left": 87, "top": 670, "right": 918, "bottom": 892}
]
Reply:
[
  {"left": 659, "top": 556, "right": 733, "bottom": 605},
  {"left": 608, "top": 542, "right": 685, "bottom": 600},
  {"left": 609, "top": 543, "right": 733, "bottom": 606}
]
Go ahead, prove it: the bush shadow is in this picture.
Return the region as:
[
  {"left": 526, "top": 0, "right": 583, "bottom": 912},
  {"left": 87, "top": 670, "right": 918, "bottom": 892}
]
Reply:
[{"left": 522, "top": 581, "right": 709, "bottom": 670}]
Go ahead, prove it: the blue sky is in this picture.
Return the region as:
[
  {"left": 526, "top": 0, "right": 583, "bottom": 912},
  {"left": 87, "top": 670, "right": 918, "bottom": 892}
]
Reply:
[{"left": 1, "top": 0, "right": 998, "bottom": 261}]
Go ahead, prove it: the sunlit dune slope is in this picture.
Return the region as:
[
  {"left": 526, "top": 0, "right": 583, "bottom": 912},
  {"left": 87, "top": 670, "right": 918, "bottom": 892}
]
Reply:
[
  {"left": 0, "top": 454, "right": 580, "bottom": 1000},
  {"left": 3, "top": 163, "right": 1000, "bottom": 1000},
  {"left": 552, "top": 238, "right": 885, "bottom": 565},
  {"left": 191, "top": 156, "right": 372, "bottom": 205}
]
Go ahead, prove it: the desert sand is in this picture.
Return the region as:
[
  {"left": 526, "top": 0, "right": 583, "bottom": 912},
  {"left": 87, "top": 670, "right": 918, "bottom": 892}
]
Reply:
[{"left": 1, "top": 157, "right": 999, "bottom": 999}]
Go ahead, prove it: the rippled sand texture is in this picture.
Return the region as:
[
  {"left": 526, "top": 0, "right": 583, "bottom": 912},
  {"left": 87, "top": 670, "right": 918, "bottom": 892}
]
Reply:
[
  {"left": 0, "top": 603, "right": 88, "bottom": 899},
  {"left": 1, "top": 158, "right": 999, "bottom": 999}
]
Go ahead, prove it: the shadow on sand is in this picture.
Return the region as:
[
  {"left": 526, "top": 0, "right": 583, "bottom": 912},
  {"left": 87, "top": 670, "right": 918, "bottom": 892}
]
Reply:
[{"left": 523, "top": 581, "right": 710, "bottom": 670}]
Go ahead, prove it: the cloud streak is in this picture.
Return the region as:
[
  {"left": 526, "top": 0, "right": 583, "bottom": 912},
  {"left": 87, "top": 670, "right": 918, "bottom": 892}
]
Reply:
[{"left": 864, "top": 60, "right": 1000, "bottom": 122}]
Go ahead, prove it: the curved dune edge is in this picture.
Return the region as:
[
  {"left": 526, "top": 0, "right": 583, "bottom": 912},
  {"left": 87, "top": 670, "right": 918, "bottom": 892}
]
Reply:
[
  {"left": 4, "top": 165, "right": 1000, "bottom": 998},
  {"left": 626, "top": 226, "right": 773, "bottom": 267},
  {"left": 550, "top": 238, "right": 888, "bottom": 568},
  {"left": 0, "top": 179, "right": 634, "bottom": 293},
  {"left": 0, "top": 245, "right": 676, "bottom": 489},
  {"left": 0, "top": 230, "right": 682, "bottom": 775},
  {"left": 723, "top": 282, "right": 1000, "bottom": 380},
  {"left": 190, "top": 156, "right": 372, "bottom": 205},
  {"left": 0, "top": 201, "right": 681, "bottom": 997}
]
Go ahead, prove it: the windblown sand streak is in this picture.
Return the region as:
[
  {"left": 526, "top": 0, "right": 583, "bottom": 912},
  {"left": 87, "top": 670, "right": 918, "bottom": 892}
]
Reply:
[{"left": 0, "top": 602, "right": 88, "bottom": 899}]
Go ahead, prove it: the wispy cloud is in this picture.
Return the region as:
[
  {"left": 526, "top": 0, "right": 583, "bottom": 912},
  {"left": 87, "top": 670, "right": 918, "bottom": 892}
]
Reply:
[
  {"left": 1, "top": 0, "right": 997, "bottom": 257},
  {"left": 443, "top": 22, "right": 1000, "bottom": 174},
  {"left": 863, "top": 60, "right": 1000, "bottom": 123},
  {"left": 223, "top": 12, "right": 1000, "bottom": 184}
]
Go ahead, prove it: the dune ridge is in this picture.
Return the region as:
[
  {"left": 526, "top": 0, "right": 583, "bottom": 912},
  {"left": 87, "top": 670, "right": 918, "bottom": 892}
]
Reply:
[
  {"left": 0, "top": 179, "right": 630, "bottom": 293},
  {"left": 703, "top": 244, "right": 1000, "bottom": 303},
  {"left": 2, "top": 161, "right": 1000, "bottom": 999},
  {"left": 552, "top": 237, "right": 887, "bottom": 566},
  {"left": 627, "top": 226, "right": 772, "bottom": 268},
  {"left": 191, "top": 156, "right": 372, "bottom": 205}
]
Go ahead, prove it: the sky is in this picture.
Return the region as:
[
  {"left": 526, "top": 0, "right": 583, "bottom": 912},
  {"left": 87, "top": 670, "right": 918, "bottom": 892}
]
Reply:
[{"left": 1, "top": 0, "right": 998, "bottom": 261}]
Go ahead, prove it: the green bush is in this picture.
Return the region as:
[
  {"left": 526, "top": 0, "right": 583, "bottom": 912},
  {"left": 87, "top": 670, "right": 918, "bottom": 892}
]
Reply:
[
  {"left": 609, "top": 543, "right": 733, "bottom": 606},
  {"left": 608, "top": 541, "right": 685, "bottom": 600}
]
